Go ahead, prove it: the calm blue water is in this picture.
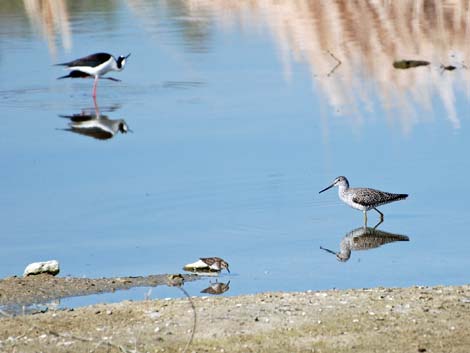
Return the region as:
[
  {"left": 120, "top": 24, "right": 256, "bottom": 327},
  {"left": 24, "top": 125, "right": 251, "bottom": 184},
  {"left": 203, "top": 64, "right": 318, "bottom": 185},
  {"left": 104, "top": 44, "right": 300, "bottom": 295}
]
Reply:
[{"left": 1, "top": 1, "right": 469, "bottom": 306}]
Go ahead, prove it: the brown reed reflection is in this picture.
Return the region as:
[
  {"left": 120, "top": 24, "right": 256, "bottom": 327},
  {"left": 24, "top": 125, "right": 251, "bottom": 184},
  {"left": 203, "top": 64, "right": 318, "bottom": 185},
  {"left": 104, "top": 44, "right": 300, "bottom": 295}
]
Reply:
[
  {"left": 10, "top": 0, "right": 470, "bottom": 130},
  {"left": 23, "top": 0, "right": 71, "bottom": 57},
  {"left": 184, "top": 0, "right": 470, "bottom": 131}
]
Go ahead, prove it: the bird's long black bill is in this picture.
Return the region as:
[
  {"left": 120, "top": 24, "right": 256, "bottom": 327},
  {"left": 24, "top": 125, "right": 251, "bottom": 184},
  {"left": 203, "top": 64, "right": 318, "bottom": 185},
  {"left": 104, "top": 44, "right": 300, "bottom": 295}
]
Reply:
[
  {"left": 319, "top": 183, "right": 334, "bottom": 194},
  {"left": 320, "top": 246, "right": 336, "bottom": 255},
  {"left": 125, "top": 53, "right": 131, "bottom": 59}
]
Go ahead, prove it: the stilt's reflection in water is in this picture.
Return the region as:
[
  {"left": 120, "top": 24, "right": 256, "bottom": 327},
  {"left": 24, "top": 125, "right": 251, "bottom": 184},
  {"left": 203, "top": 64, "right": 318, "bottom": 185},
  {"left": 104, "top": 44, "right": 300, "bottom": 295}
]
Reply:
[
  {"left": 59, "top": 98, "right": 131, "bottom": 140},
  {"left": 320, "top": 225, "right": 409, "bottom": 262}
]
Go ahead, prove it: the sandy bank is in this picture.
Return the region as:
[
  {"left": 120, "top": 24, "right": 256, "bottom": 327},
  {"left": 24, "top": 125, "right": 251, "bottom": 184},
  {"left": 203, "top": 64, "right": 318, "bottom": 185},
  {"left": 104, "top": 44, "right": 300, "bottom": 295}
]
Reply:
[{"left": 0, "top": 281, "right": 469, "bottom": 353}]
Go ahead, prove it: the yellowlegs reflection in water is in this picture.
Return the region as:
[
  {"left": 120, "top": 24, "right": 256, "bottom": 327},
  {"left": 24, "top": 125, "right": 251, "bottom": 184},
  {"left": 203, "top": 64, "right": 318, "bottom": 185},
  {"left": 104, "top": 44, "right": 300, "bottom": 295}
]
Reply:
[
  {"left": 320, "top": 226, "right": 409, "bottom": 262},
  {"left": 319, "top": 176, "right": 408, "bottom": 225}
]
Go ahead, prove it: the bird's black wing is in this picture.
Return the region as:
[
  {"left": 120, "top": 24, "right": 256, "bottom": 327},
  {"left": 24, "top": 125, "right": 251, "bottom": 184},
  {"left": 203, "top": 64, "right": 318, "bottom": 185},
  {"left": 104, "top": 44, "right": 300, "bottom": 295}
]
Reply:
[
  {"left": 66, "top": 127, "right": 113, "bottom": 140},
  {"left": 57, "top": 70, "right": 93, "bottom": 79},
  {"left": 56, "top": 53, "right": 112, "bottom": 67},
  {"left": 59, "top": 114, "right": 97, "bottom": 122}
]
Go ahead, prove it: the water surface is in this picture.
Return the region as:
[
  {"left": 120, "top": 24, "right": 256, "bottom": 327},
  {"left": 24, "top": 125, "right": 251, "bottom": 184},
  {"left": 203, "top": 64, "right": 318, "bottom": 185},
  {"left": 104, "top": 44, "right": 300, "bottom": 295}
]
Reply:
[{"left": 1, "top": 0, "right": 469, "bottom": 306}]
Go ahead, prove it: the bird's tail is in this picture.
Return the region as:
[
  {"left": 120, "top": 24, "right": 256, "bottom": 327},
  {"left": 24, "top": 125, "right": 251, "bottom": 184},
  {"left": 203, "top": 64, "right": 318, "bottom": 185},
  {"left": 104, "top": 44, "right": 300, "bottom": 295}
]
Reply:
[{"left": 393, "top": 193, "right": 408, "bottom": 201}]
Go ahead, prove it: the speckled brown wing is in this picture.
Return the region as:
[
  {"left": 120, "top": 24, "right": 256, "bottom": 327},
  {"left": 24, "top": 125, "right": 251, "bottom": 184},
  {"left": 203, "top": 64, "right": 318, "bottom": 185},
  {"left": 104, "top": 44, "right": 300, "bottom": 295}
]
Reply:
[{"left": 352, "top": 188, "right": 408, "bottom": 208}]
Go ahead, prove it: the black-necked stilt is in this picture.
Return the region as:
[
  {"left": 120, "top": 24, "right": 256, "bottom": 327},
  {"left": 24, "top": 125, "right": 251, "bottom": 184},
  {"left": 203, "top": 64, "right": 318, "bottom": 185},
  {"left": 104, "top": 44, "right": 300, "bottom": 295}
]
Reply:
[
  {"left": 56, "top": 52, "right": 130, "bottom": 97},
  {"left": 319, "top": 176, "right": 408, "bottom": 224}
]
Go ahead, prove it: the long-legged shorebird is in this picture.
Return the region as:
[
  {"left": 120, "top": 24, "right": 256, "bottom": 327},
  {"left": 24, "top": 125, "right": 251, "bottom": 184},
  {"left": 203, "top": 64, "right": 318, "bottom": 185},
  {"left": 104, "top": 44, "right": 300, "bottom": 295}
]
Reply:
[
  {"left": 56, "top": 52, "right": 130, "bottom": 98},
  {"left": 319, "top": 176, "right": 408, "bottom": 224}
]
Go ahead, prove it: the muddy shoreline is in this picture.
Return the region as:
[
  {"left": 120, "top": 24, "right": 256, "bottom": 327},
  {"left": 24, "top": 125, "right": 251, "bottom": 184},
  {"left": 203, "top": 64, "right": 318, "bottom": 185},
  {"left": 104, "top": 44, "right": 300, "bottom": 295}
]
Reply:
[
  {"left": 0, "top": 273, "right": 202, "bottom": 307},
  {"left": 0, "top": 276, "right": 468, "bottom": 352}
]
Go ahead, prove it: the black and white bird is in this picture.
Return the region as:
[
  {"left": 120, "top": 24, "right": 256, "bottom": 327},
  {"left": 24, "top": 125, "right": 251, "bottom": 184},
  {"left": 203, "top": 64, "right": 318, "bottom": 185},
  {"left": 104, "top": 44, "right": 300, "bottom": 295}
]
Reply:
[{"left": 56, "top": 52, "right": 131, "bottom": 97}]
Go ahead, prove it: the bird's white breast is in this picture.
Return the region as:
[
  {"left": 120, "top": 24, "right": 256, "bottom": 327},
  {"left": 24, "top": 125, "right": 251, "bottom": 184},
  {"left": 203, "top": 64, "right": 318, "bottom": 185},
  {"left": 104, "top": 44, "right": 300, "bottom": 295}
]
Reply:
[
  {"left": 68, "top": 57, "right": 115, "bottom": 77},
  {"left": 339, "top": 188, "right": 368, "bottom": 211},
  {"left": 70, "top": 119, "right": 114, "bottom": 134}
]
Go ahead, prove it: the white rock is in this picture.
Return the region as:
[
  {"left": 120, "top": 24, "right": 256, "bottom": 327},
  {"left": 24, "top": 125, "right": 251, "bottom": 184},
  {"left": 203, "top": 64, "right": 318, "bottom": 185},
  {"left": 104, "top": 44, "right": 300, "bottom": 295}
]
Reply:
[{"left": 23, "top": 260, "right": 60, "bottom": 277}]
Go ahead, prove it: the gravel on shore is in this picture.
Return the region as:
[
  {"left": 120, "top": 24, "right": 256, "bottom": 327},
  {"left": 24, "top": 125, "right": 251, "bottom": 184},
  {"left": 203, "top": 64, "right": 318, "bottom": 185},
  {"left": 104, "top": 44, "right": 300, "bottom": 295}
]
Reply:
[{"left": 0, "top": 280, "right": 469, "bottom": 353}]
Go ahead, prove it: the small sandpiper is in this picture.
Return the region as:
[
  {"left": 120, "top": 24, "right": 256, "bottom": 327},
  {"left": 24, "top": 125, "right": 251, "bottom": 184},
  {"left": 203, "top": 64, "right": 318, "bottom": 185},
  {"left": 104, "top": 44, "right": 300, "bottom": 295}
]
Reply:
[
  {"left": 56, "top": 52, "right": 130, "bottom": 97},
  {"left": 319, "top": 176, "right": 408, "bottom": 224},
  {"left": 183, "top": 257, "right": 230, "bottom": 273}
]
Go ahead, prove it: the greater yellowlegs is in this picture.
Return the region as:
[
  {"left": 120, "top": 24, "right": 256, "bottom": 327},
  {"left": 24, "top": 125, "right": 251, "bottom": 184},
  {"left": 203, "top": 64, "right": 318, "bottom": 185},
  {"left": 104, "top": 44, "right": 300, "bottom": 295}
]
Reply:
[
  {"left": 319, "top": 176, "right": 408, "bottom": 224},
  {"left": 183, "top": 257, "right": 230, "bottom": 273},
  {"left": 57, "top": 52, "right": 130, "bottom": 98},
  {"left": 320, "top": 226, "right": 409, "bottom": 262}
]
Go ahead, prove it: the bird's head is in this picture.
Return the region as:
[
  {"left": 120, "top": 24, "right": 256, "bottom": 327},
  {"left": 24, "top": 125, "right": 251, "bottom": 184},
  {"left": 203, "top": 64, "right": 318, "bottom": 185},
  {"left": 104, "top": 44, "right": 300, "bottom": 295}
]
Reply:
[
  {"left": 116, "top": 53, "right": 131, "bottom": 70},
  {"left": 118, "top": 121, "right": 132, "bottom": 134},
  {"left": 319, "top": 176, "right": 349, "bottom": 193},
  {"left": 220, "top": 259, "right": 230, "bottom": 273}
]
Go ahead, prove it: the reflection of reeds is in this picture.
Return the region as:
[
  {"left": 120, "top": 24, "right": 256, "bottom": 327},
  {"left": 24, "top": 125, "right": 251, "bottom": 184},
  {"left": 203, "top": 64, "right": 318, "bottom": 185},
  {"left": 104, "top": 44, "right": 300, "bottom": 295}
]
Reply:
[
  {"left": 186, "top": 0, "right": 470, "bottom": 131},
  {"left": 23, "top": 0, "right": 71, "bottom": 57}
]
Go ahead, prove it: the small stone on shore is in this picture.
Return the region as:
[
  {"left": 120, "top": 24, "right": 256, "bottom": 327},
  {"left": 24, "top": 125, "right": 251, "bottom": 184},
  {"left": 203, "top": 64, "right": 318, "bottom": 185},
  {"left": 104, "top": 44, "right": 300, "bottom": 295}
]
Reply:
[{"left": 23, "top": 260, "right": 60, "bottom": 277}]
